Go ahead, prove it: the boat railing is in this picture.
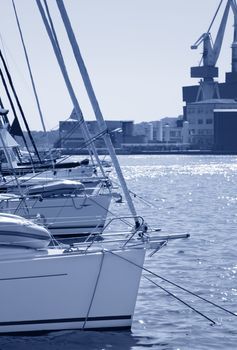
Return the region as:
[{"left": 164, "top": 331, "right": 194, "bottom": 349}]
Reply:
[
  {"left": 99, "top": 215, "right": 147, "bottom": 244},
  {"left": 101, "top": 215, "right": 141, "bottom": 230}
]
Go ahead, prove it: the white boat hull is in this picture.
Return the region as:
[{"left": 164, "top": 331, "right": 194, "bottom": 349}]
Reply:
[
  {"left": 0, "top": 194, "right": 112, "bottom": 237},
  {"left": 1, "top": 176, "right": 105, "bottom": 195},
  {"left": 0, "top": 246, "right": 145, "bottom": 333},
  {"left": 43, "top": 165, "right": 94, "bottom": 179},
  {"left": 1, "top": 163, "right": 94, "bottom": 178}
]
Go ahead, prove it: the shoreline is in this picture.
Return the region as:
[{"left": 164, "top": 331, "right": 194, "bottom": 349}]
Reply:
[{"left": 60, "top": 149, "right": 237, "bottom": 156}]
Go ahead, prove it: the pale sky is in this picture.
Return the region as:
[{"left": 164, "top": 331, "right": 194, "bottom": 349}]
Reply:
[{"left": 0, "top": 0, "right": 234, "bottom": 131}]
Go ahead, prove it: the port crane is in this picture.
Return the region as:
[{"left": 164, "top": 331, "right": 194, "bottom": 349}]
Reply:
[{"left": 191, "top": 0, "right": 231, "bottom": 101}]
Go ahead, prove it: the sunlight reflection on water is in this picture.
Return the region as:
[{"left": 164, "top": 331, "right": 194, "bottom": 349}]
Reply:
[{"left": 1, "top": 155, "right": 237, "bottom": 350}]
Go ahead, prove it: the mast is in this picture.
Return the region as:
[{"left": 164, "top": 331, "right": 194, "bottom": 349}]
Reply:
[
  {"left": 55, "top": 0, "right": 140, "bottom": 226},
  {"left": 0, "top": 127, "right": 23, "bottom": 195},
  {"left": 12, "top": 0, "right": 47, "bottom": 133},
  {"left": 0, "top": 68, "right": 34, "bottom": 165},
  {"left": 0, "top": 50, "right": 42, "bottom": 163},
  {"left": 36, "top": 0, "right": 106, "bottom": 178}
]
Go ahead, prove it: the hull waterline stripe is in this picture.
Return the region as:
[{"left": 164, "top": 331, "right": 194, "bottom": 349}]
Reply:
[
  {"left": 0, "top": 315, "right": 132, "bottom": 326},
  {"left": 0, "top": 273, "right": 67, "bottom": 281}
]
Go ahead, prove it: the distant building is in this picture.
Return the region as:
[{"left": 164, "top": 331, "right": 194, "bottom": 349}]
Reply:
[
  {"left": 186, "top": 99, "right": 237, "bottom": 149},
  {"left": 59, "top": 119, "right": 137, "bottom": 150},
  {"left": 59, "top": 119, "right": 85, "bottom": 149},
  {"left": 59, "top": 115, "right": 193, "bottom": 154},
  {"left": 133, "top": 122, "right": 153, "bottom": 142},
  {"left": 134, "top": 116, "right": 187, "bottom": 144},
  {"left": 132, "top": 116, "right": 189, "bottom": 151},
  {"left": 159, "top": 117, "right": 183, "bottom": 143},
  {"left": 18, "top": 130, "right": 59, "bottom": 151},
  {"left": 152, "top": 121, "right": 162, "bottom": 142}
]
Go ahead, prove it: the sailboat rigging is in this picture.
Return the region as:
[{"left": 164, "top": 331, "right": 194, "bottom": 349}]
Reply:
[{"left": 0, "top": 0, "right": 191, "bottom": 334}]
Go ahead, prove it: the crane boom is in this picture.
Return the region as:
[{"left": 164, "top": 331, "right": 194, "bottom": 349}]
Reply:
[
  {"left": 212, "top": 0, "right": 231, "bottom": 65},
  {"left": 191, "top": 0, "right": 231, "bottom": 79}
]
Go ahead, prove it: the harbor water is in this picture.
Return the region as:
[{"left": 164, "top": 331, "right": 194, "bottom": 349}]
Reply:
[{"left": 1, "top": 155, "right": 237, "bottom": 350}]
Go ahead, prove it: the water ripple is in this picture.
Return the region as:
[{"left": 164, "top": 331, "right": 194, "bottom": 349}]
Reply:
[{"left": 2, "top": 155, "right": 237, "bottom": 350}]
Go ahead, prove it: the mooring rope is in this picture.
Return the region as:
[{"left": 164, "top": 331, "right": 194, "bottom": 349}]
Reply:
[
  {"left": 143, "top": 275, "right": 215, "bottom": 325},
  {"left": 82, "top": 250, "right": 105, "bottom": 329},
  {"left": 106, "top": 250, "right": 237, "bottom": 319}
]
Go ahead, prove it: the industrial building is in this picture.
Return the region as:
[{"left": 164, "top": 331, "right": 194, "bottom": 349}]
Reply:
[
  {"left": 183, "top": 0, "right": 237, "bottom": 106},
  {"left": 133, "top": 122, "right": 154, "bottom": 142},
  {"left": 59, "top": 119, "right": 141, "bottom": 151},
  {"left": 133, "top": 117, "right": 188, "bottom": 144},
  {"left": 159, "top": 117, "right": 184, "bottom": 143},
  {"left": 186, "top": 99, "right": 237, "bottom": 149},
  {"left": 123, "top": 117, "right": 190, "bottom": 153},
  {"left": 58, "top": 116, "right": 190, "bottom": 154},
  {"left": 182, "top": 0, "right": 237, "bottom": 152}
]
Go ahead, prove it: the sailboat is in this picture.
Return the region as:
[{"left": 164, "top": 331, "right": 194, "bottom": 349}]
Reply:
[
  {"left": 0, "top": 0, "right": 188, "bottom": 334},
  {"left": 0, "top": 109, "right": 96, "bottom": 179},
  {"left": 0, "top": 109, "right": 114, "bottom": 238},
  {"left": 0, "top": 120, "right": 113, "bottom": 238},
  {"left": 0, "top": 212, "right": 151, "bottom": 332},
  {"left": 0, "top": 73, "right": 100, "bottom": 182},
  {"left": 0, "top": 182, "right": 112, "bottom": 238}
]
